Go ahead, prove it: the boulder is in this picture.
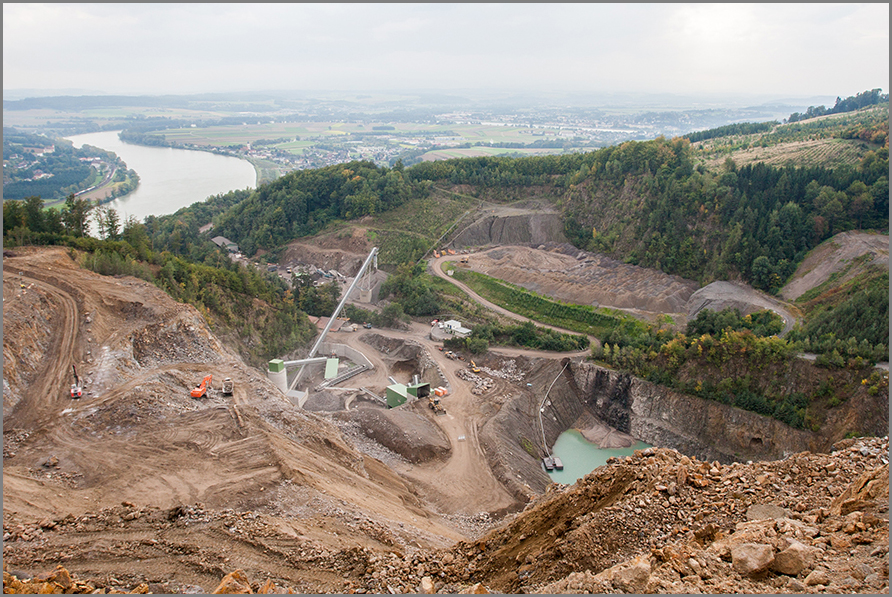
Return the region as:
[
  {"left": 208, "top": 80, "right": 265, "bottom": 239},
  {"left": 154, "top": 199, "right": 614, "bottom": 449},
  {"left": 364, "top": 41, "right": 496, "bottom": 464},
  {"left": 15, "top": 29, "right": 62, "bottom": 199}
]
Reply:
[
  {"left": 420, "top": 576, "right": 436, "bottom": 594},
  {"left": 804, "top": 568, "right": 830, "bottom": 586},
  {"left": 770, "top": 540, "right": 815, "bottom": 576},
  {"left": 731, "top": 543, "right": 775, "bottom": 576},
  {"left": 213, "top": 569, "right": 253, "bottom": 594},
  {"left": 746, "top": 504, "right": 788, "bottom": 521},
  {"left": 609, "top": 555, "right": 652, "bottom": 593}
]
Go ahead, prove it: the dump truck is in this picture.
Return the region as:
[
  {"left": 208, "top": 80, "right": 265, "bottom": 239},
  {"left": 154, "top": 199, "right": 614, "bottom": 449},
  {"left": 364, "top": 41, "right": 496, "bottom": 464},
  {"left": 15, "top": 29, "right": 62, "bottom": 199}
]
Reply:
[
  {"left": 221, "top": 377, "right": 233, "bottom": 395},
  {"left": 191, "top": 374, "right": 212, "bottom": 399}
]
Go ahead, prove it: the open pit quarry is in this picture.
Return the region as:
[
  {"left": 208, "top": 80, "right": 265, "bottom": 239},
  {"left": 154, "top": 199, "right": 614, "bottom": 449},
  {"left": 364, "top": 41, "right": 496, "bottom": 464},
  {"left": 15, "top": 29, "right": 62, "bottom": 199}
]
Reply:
[{"left": 3, "top": 235, "right": 889, "bottom": 594}]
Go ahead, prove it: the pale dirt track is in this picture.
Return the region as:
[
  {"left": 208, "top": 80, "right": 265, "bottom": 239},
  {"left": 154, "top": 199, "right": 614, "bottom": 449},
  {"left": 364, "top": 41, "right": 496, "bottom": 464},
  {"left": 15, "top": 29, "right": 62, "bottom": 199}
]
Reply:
[
  {"left": 429, "top": 253, "right": 601, "bottom": 349},
  {"left": 335, "top": 323, "right": 526, "bottom": 516}
]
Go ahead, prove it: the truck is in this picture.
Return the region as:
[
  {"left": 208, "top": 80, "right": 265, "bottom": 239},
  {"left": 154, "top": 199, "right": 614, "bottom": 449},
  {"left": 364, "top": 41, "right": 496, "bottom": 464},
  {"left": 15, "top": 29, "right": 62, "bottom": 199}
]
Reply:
[{"left": 221, "top": 377, "right": 233, "bottom": 395}]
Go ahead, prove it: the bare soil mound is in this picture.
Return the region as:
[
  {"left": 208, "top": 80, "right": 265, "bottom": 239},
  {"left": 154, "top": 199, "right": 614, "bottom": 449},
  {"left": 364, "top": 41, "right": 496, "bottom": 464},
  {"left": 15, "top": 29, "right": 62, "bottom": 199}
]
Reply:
[
  {"left": 466, "top": 243, "right": 699, "bottom": 320},
  {"left": 442, "top": 437, "right": 889, "bottom": 594},
  {"left": 334, "top": 407, "right": 452, "bottom": 464},
  {"left": 281, "top": 227, "right": 371, "bottom": 276},
  {"left": 780, "top": 231, "right": 889, "bottom": 301},
  {"left": 686, "top": 280, "right": 800, "bottom": 335}
]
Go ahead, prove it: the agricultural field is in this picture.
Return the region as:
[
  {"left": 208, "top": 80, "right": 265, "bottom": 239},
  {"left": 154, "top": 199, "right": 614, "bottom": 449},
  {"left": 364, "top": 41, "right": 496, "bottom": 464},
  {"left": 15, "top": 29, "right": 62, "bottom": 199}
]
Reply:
[
  {"left": 693, "top": 104, "right": 888, "bottom": 170},
  {"left": 699, "top": 137, "right": 874, "bottom": 170}
]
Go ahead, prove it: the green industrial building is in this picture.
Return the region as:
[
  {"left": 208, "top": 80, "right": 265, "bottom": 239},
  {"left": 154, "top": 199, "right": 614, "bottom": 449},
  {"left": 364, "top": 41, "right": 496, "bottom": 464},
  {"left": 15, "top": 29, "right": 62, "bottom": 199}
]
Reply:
[{"left": 385, "top": 381, "right": 430, "bottom": 408}]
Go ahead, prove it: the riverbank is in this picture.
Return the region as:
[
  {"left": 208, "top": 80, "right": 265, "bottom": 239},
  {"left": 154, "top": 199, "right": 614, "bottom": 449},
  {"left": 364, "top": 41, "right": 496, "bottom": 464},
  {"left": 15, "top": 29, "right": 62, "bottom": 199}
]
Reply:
[{"left": 65, "top": 131, "right": 256, "bottom": 222}]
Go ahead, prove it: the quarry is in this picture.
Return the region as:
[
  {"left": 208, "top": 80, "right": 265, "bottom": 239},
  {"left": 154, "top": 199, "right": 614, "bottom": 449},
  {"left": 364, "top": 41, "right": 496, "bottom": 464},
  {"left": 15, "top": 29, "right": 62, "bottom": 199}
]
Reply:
[{"left": 3, "top": 224, "right": 889, "bottom": 593}]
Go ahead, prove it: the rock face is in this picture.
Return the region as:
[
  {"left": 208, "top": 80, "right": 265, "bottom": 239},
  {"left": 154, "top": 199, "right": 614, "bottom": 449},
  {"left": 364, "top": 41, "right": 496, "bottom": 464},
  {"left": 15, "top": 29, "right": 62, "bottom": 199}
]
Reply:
[
  {"left": 571, "top": 361, "right": 830, "bottom": 463},
  {"left": 451, "top": 214, "right": 567, "bottom": 248}
]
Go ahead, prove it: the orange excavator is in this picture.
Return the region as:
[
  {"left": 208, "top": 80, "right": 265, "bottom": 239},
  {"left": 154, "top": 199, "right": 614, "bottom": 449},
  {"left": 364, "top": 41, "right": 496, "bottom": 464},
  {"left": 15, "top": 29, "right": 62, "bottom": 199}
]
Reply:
[
  {"left": 191, "top": 374, "right": 212, "bottom": 399},
  {"left": 70, "top": 365, "right": 83, "bottom": 399}
]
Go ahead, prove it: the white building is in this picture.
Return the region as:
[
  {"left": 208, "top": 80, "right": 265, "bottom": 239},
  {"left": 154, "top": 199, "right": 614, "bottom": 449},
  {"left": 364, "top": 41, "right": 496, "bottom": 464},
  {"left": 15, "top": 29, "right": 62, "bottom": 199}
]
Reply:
[{"left": 444, "top": 319, "right": 472, "bottom": 338}]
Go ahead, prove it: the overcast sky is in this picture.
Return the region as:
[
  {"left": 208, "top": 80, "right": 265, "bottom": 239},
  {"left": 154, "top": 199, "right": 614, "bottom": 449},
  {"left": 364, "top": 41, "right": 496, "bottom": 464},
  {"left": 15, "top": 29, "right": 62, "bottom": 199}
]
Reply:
[{"left": 3, "top": 3, "right": 888, "bottom": 100}]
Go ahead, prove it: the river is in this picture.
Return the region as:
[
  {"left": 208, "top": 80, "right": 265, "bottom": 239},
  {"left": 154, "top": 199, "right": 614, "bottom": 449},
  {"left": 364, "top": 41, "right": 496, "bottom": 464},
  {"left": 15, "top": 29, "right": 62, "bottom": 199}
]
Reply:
[{"left": 65, "top": 131, "right": 256, "bottom": 223}]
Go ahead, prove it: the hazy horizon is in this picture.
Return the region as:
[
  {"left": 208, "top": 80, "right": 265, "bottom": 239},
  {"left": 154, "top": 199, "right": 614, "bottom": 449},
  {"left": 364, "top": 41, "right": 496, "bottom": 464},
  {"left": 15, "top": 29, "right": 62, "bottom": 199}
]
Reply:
[{"left": 4, "top": 4, "right": 888, "bottom": 103}]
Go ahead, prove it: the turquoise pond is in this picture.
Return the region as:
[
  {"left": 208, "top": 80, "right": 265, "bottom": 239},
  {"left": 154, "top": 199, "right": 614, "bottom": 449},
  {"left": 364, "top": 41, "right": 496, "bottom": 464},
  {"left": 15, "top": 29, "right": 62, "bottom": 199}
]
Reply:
[{"left": 546, "top": 429, "right": 651, "bottom": 484}]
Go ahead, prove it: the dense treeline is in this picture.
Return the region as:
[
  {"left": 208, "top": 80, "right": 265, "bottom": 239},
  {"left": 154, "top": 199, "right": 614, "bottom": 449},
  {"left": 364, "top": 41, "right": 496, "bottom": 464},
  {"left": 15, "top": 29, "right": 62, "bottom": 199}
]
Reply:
[
  {"left": 787, "top": 271, "right": 889, "bottom": 362},
  {"left": 684, "top": 121, "right": 778, "bottom": 143},
  {"left": 786, "top": 88, "right": 888, "bottom": 123},
  {"left": 213, "top": 161, "right": 426, "bottom": 256}
]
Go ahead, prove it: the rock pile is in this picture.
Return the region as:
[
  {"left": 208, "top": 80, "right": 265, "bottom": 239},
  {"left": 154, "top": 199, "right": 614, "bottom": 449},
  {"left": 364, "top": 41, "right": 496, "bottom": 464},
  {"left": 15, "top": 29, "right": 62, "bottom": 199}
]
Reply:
[
  {"left": 479, "top": 359, "right": 524, "bottom": 383},
  {"left": 455, "top": 369, "right": 494, "bottom": 395},
  {"left": 461, "top": 435, "right": 889, "bottom": 594}
]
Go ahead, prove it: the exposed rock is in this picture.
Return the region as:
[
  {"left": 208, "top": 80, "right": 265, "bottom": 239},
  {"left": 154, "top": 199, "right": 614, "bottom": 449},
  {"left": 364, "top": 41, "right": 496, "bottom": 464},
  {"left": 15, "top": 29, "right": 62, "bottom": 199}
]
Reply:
[
  {"left": 213, "top": 569, "right": 253, "bottom": 594},
  {"left": 607, "top": 554, "right": 651, "bottom": 593},
  {"left": 805, "top": 568, "right": 831, "bottom": 586},
  {"left": 746, "top": 504, "right": 789, "bottom": 521},
  {"left": 420, "top": 576, "right": 435, "bottom": 594},
  {"left": 770, "top": 540, "right": 816, "bottom": 576},
  {"left": 731, "top": 543, "right": 775, "bottom": 576}
]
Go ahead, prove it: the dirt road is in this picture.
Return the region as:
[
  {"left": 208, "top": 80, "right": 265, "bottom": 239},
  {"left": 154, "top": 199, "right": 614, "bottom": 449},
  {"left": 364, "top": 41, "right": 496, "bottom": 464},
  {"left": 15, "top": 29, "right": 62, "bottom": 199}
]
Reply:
[
  {"left": 334, "top": 323, "right": 521, "bottom": 516},
  {"left": 429, "top": 253, "right": 601, "bottom": 348}
]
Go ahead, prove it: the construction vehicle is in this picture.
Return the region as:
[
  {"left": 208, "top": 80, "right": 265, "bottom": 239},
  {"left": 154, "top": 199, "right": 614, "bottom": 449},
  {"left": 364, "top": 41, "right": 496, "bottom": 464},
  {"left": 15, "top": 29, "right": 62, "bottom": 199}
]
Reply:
[
  {"left": 428, "top": 395, "right": 446, "bottom": 415},
  {"left": 433, "top": 250, "right": 440, "bottom": 258},
  {"left": 460, "top": 255, "right": 469, "bottom": 264},
  {"left": 70, "top": 365, "right": 83, "bottom": 399},
  {"left": 447, "top": 248, "right": 456, "bottom": 255},
  {"left": 191, "top": 374, "right": 213, "bottom": 399},
  {"left": 469, "top": 360, "right": 480, "bottom": 373},
  {"left": 221, "top": 377, "right": 233, "bottom": 395}
]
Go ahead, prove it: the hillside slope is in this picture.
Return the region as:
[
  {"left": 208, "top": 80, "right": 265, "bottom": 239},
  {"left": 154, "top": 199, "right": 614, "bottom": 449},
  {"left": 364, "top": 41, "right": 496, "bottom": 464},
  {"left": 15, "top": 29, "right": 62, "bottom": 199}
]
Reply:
[{"left": 780, "top": 230, "right": 889, "bottom": 301}]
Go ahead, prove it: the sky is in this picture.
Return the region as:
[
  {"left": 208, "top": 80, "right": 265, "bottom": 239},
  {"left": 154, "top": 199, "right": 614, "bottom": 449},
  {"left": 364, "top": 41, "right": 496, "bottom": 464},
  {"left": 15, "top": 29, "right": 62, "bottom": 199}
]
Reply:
[{"left": 3, "top": 3, "right": 889, "bottom": 100}]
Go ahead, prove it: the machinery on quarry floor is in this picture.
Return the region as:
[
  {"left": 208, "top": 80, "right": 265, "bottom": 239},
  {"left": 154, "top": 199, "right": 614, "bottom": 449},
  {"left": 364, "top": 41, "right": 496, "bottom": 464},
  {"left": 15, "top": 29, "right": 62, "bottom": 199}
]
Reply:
[
  {"left": 191, "top": 374, "right": 212, "bottom": 399},
  {"left": 221, "top": 377, "right": 233, "bottom": 395},
  {"left": 70, "top": 365, "right": 82, "bottom": 399}
]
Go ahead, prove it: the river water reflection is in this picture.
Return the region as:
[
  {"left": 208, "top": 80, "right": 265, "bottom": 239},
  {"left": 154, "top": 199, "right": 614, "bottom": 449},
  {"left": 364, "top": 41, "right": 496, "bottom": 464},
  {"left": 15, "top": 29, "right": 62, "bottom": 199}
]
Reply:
[
  {"left": 547, "top": 429, "right": 651, "bottom": 484},
  {"left": 65, "top": 131, "right": 256, "bottom": 223}
]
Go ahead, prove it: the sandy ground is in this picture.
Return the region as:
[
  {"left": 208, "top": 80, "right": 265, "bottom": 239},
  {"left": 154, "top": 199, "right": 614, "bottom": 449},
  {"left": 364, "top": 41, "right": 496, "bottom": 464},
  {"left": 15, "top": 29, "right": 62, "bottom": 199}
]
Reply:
[{"left": 780, "top": 231, "right": 889, "bottom": 301}]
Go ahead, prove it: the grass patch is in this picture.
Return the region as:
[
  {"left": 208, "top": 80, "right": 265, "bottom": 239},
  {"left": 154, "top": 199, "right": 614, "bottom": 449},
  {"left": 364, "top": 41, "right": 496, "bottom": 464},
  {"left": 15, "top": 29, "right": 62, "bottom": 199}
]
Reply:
[{"left": 447, "top": 265, "right": 640, "bottom": 338}]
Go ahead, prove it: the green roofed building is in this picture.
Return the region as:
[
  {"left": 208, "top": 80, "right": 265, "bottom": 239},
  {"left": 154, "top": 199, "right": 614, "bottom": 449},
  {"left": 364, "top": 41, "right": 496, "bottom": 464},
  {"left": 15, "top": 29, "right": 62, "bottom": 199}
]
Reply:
[
  {"left": 385, "top": 380, "right": 430, "bottom": 408},
  {"left": 385, "top": 384, "right": 409, "bottom": 408}
]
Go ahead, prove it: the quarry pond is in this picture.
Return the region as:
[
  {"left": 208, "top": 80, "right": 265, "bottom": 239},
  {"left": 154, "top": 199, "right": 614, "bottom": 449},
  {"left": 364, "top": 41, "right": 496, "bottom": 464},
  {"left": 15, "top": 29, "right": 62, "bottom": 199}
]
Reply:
[
  {"left": 547, "top": 429, "right": 651, "bottom": 484},
  {"left": 65, "top": 130, "right": 256, "bottom": 222}
]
